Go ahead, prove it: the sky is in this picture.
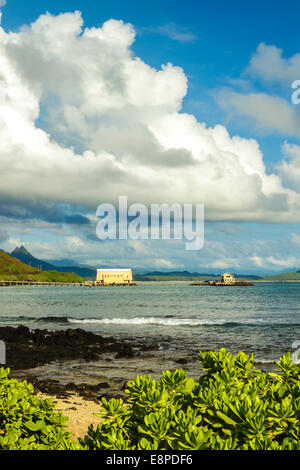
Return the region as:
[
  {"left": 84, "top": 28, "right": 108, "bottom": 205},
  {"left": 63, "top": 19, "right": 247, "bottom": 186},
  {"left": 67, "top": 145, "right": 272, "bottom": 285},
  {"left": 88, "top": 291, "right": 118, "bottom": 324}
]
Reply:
[{"left": 0, "top": 0, "right": 300, "bottom": 273}]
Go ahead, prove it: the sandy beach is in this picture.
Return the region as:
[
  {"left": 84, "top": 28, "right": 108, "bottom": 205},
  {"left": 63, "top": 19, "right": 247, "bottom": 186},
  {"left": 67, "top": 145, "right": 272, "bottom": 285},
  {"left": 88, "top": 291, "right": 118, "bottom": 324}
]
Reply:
[{"left": 38, "top": 392, "right": 102, "bottom": 440}]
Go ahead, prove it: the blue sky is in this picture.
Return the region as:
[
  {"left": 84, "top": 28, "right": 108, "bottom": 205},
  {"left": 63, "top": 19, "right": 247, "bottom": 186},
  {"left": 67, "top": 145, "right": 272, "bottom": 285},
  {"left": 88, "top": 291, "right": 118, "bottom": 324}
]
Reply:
[{"left": 0, "top": 0, "right": 300, "bottom": 273}]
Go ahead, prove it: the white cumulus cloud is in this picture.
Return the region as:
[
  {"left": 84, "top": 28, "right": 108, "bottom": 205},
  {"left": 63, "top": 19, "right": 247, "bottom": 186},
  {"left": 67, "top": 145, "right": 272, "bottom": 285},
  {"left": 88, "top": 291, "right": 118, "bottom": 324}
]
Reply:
[
  {"left": 217, "top": 88, "right": 300, "bottom": 139},
  {"left": 246, "top": 43, "right": 300, "bottom": 84},
  {"left": 0, "top": 11, "right": 299, "bottom": 224},
  {"left": 0, "top": 0, "right": 6, "bottom": 25}
]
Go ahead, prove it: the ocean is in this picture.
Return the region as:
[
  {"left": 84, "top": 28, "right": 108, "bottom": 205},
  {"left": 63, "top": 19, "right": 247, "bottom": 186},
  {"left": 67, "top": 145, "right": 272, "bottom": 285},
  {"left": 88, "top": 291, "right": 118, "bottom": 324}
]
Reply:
[{"left": 1, "top": 282, "right": 300, "bottom": 385}]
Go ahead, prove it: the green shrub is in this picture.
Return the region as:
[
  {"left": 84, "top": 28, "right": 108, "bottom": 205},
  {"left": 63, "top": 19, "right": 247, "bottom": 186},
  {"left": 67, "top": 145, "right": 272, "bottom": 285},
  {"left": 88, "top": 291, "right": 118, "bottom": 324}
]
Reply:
[
  {"left": 80, "top": 349, "right": 300, "bottom": 450},
  {"left": 1, "top": 350, "right": 299, "bottom": 450},
  {"left": 0, "top": 368, "right": 81, "bottom": 450}
]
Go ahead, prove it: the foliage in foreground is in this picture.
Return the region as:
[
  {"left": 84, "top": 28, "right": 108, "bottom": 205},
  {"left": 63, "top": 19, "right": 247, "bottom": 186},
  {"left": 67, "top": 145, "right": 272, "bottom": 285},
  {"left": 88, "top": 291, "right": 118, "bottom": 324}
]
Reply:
[
  {"left": 0, "top": 349, "right": 299, "bottom": 450},
  {"left": 81, "top": 350, "right": 300, "bottom": 450},
  {"left": 0, "top": 369, "right": 81, "bottom": 450}
]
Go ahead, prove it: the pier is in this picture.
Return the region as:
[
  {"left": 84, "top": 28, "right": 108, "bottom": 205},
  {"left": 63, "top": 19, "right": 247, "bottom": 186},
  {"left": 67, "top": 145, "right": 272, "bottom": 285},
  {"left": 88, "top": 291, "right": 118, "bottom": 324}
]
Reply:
[
  {"left": 0, "top": 281, "right": 84, "bottom": 287},
  {"left": 190, "top": 280, "right": 254, "bottom": 286},
  {"left": 0, "top": 280, "right": 137, "bottom": 287}
]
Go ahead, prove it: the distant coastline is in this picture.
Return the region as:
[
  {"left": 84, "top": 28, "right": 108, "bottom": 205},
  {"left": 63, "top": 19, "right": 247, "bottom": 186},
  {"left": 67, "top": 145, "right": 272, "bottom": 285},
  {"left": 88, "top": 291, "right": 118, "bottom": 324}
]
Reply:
[
  {"left": 136, "top": 279, "right": 300, "bottom": 285},
  {"left": 1, "top": 246, "right": 300, "bottom": 284}
]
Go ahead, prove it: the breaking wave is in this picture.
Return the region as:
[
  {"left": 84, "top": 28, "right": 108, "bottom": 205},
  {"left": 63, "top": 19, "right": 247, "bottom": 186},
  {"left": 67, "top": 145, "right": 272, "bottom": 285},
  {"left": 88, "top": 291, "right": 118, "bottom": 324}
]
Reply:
[
  {"left": 0, "top": 316, "right": 299, "bottom": 328},
  {"left": 66, "top": 317, "right": 299, "bottom": 328}
]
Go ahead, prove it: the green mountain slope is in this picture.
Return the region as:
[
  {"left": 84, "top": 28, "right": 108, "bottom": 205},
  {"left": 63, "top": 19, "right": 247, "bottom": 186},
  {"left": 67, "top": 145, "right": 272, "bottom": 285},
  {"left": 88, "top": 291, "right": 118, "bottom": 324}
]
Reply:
[
  {"left": 0, "top": 249, "right": 83, "bottom": 283},
  {"left": 0, "top": 249, "right": 40, "bottom": 275}
]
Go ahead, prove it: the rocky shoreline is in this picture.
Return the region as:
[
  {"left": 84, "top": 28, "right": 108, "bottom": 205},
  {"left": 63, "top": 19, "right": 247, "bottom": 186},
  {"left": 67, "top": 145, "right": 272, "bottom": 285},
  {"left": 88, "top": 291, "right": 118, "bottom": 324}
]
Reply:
[
  {"left": 0, "top": 325, "right": 161, "bottom": 402},
  {"left": 22, "top": 375, "right": 128, "bottom": 402}
]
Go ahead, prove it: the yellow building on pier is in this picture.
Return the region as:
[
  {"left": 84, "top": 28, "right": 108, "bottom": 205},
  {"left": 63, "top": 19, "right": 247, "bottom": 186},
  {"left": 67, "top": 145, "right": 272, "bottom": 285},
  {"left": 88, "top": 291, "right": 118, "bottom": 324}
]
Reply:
[{"left": 96, "top": 269, "right": 133, "bottom": 286}]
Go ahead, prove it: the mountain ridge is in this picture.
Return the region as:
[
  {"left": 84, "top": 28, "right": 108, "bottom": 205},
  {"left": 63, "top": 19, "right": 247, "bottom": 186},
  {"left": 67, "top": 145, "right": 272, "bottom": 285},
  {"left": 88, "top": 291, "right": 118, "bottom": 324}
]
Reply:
[
  {"left": 11, "top": 246, "right": 96, "bottom": 278},
  {"left": 11, "top": 246, "right": 56, "bottom": 271}
]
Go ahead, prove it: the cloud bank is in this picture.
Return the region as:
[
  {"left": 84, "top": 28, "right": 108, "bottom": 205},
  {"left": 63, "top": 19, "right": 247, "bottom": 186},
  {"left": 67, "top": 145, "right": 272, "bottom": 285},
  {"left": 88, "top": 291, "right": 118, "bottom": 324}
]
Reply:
[{"left": 0, "top": 11, "right": 299, "bottom": 225}]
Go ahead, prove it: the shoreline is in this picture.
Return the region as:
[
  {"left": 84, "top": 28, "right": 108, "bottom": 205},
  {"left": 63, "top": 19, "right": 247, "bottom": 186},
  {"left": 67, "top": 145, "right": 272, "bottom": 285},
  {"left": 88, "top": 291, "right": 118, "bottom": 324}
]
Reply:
[
  {"left": 0, "top": 324, "right": 160, "bottom": 370},
  {"left": 0, "top": 325, "right": 161, "bottom": 401},
  {"left": 0, "top": 324, "right": 283, "bottom": 440},
  {"left": 1, "top": 325, "right": 279, "bottom": 401}
]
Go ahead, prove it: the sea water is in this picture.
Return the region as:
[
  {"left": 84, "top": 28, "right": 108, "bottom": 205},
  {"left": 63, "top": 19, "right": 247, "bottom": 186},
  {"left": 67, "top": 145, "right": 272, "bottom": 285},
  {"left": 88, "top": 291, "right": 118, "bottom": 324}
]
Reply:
[{"left": 0, "top": 282, "right": 299, "bottom": 383}]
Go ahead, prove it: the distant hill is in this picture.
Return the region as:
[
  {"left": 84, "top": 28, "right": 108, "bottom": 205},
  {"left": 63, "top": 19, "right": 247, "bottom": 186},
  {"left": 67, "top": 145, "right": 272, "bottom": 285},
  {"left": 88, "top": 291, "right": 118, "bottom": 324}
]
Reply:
[
  {"left": 46, "top": 258, "right": 81, "bottom": 267},
  {"left": 53, "top": 266, "right": 96, "bottom": 278},
  {"left": 135, "top": 271, "right": 263, "bottom": 281},
  {"left": 263, "top": 272, "right": 300, "bottom": 281},
  {"left": 11, "top": 246, "right": 96, "bottom": 278},
  {"left": 141, "top": 271, "right": 217, "bottom": 277},
  {"left": 11, "top": 246, "right": 56, "bottom": 271}
]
